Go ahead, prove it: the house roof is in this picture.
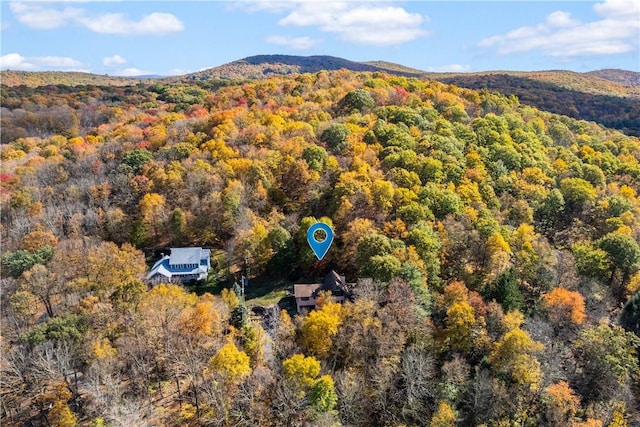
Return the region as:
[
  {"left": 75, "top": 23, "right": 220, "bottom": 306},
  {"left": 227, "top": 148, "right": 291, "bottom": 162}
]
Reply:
[
  {"left": 320, "top": 270, "right": 345, "bottom": 293},
  {"left": 146, "top": 247, "right": 211, "bottom": 280},
  {"left": 294, "top": 284, "right": 320, "bottom": 299},
  {"left": 294, "top": 271, "right": 350, "bottom": 299},
  {"left": 169, "top": 247, "right": 206, "bottom": 265}
]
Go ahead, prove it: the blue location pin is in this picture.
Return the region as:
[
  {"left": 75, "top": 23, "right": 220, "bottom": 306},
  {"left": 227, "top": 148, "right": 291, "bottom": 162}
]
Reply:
[{"left": 307, "top": 222, "right": 334, "bottom": 261}]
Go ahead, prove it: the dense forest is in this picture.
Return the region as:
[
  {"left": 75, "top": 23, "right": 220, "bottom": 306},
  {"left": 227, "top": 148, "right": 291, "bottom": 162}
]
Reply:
[
  {"left": 1, "top": 69, "right": 639, "bottom": 426},
  {"left": 437, "top": 74, "right": 640, "bottom": 137}
]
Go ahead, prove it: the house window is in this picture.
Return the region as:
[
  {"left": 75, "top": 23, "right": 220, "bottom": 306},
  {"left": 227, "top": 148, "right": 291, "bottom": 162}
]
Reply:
[{"left": 301, "top": 297, "right": 310, "bottom": 301}]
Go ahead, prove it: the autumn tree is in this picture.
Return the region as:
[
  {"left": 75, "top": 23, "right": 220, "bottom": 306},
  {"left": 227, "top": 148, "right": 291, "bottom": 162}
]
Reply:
[
  {"left": 543, "top": 381, "right": 580, "bottom": 427},
  {"left": 138, "top": 192, "right": 168, "bottom": 241},
  {"left": 300, "top": 301, "right": 342, "bottom": 358},
  {"left": 430, "top": 401, "right": 456, "bottom": 427},
  {"left": 209, "top": 342, "right": 251, "bottom": 383},
  {"left": 543, "top": 288, "right": 586, "bottom": 331},
  {"left": 35, "top": 382, "right": 78, "bottom": 427},
  {"left": 489, "top": 311, "right": 544, "bottom": 391}
]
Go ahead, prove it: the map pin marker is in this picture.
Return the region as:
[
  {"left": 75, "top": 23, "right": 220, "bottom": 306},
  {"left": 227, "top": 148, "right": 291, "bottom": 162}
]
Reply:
[{"left": 307, "top": 222, "right": 334, "bottom": 261}]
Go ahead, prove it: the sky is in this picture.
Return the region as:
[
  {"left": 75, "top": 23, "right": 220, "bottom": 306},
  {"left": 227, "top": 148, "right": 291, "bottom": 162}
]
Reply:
[{"left": 1, "top": 0, "right": 638, "bottom": 76}]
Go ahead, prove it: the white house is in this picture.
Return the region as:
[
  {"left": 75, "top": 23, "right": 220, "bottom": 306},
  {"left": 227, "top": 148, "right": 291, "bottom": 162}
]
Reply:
[{"left": 146, "top": 247, "right": 211, "bottom": 284}]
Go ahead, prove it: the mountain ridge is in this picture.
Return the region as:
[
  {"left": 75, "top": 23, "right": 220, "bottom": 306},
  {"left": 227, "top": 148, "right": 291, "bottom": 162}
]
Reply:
[
  {"left": 3, "top": 54, "right": 637, "bottom": 91},
  {"left": 2, "top": 54, "right": 638, "bottom": 135}
]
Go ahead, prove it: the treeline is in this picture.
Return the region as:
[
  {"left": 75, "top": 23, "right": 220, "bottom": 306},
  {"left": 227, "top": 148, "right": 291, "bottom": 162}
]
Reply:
[{"left": 1, "top": 69, "right": 639, "bottom": 426}]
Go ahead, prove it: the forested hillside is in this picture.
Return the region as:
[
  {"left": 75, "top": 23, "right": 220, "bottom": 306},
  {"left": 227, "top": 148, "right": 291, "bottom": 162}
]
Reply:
[
  {"left": 436, "top": 73, "right": 640, "bottom": 136},
  {"left": 1, "top": 70, "right": 639, "bottom": 426}
]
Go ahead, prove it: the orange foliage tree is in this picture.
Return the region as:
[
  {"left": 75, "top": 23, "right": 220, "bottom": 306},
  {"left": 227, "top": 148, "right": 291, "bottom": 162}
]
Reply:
[{"left": 543, "top": 288, "right": 586, "bottom": 328}]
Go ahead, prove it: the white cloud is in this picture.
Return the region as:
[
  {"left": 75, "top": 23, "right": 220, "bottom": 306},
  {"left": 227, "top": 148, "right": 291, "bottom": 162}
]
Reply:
[
  {"left": 265, "top": 35, "right": 320, "bottom": 50},
  {"left": 427, "top": 64, "right": 472, "bottom": 73},
  {"left": 103, "top": 54, "right": 127, "bottom": 67},
  {"left": 479, "top": 0, "right": 640, "bottom": 57},
  {"left": 278, "top": 2, "right": 429, "bottom": 46},
  {"left": 0, "top": 52, "right": 87, "bottom": 71},
  {"left": 77, "top": 12, "right": 184, "bottom": 35},
  {"left": 239, "top": 1, "right": 429, "bottom": 46},
  {"left": 114, "top": 67, "right": 150, "bottom": 76},
  {"left": 10, "top": 2, "right": 184, "bottom": 35},
  {"left": 0, "top": 53, "right": 33, "bottom": 70},
  {"left": 10, "top": 2, "right": 83, "bottom": 29}
]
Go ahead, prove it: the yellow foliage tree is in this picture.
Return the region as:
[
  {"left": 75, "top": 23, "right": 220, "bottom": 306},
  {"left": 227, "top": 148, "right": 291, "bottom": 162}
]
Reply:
[
  {"left": 490, "top": 322, "right": 544, "bottom": 390},
  {"left": 574, "top": 420, "right": 603, "bottom": 427},
  {"left": 178, "top": 296, "right": 223, "bottom": 339},
  {"left": 609, "top": 402, "right": 628, "bottom": 427},
  {"left": 283, "top": 353, "right": 321, "bottom": 387},
  {"left": 300, "top": 301, "right": 342, "bottom": 358},
  {"left": 221, "top": 287, "right": 239, "bottom": 309},
  {"left": 445, "top": 301, "right": 476, "bottom": 353},
  {"left": 138, "top": 284, "right": 198, "bottom": 335},
  {"left": 92, "top": 337, "right": 117, "bottom": 360},
  {"left": 430, "top": 401, "right": 456, "bottom": 427},
  {"left": 86, "top": 242, "right": 146, "bottom": 301},
  {"left": 36, "top": 382, "right": 78, "bottom": 427},
  {"left": 139, "top": 192, "right": 167, "bottom": 239},
  {"left": 209, "top": 342, "right": 252, "bottom": 382}
]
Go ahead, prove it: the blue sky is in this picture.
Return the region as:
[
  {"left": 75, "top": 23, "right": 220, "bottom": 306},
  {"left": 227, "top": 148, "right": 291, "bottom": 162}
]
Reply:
[{"left": 1, "top": 1, "right": 638, "bottom": 76}]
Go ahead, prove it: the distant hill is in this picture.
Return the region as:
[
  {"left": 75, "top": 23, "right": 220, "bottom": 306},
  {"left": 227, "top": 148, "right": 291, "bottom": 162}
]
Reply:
[
  {"left": 586, "top": 69, "right": 640, "bottom": 87},
  {"left": 0, "top": 70, "right": 151, "bottom": 87},
  {"left": 435, "top": 72, "right": 640, "bottom": 136},
  {"left": 426, "top": 70, "right": 640, "bottom": 98},
  {"left": 2, "top": 55, "right": 638, "bottom": 135},
  {"left": 170, "top": 55, "right": 423, "bottom": 82}
]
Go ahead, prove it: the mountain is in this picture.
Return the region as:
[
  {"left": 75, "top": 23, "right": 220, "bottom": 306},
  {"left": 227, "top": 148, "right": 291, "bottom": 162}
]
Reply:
[
  {"left": 170, "top": 54, "right": 423, "bottom": 82},
  {"left": 2, "top": 55, "right": 638, "bottom": 135},
  {"left": 362, "top": 60, "right": 426, "bottom": 75}
]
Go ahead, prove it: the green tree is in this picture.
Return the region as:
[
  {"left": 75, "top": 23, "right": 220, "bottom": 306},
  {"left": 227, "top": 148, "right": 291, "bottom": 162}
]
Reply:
[
  {"left": 302, "top": 145, "right": 328, "bottom": 172},
  {"left": 337, "top": 88, "right": 375, "bottom": 114},
  {"left": 535, "top": 188, "right": 565, "bottom": 233},
  {"left": 560, "top": 177, "right": 597, "bottom": 212},
  {"left": 597, "top": 232, "right": 640, "bottom": 295},
  {"left": 121, "top": 148, "right": 153, "bottom": 173},
  {"left": 309, "top": 375, "right": 338, "bottom": 412},
  {"left": 407, "top": 222, "right": 442, "bottom": 285},
  {"left": 169, "top": 207, "right": 188, "bottom": 243},
  {"left": 320, "top": 123, "right": 351, "bottom": 154},
  {"left": 620, "top": 291, "right": 640, "bottom": 335},
  {"left": 574, "top": 324, "right": 640, "bottom": 401},
  {"left": 21, "top": 313, "right": 88, "bottom": 345},
  {"left": 494, "top": 268, "right": 523, "bottom": 312},
  {"left": 362, "top": 254, "right": 402, "bottom": 282},
  {"left": 573, "top": 242, "right": 610, "bottom": 280},
  {"left": 2, "top": 246, "right": 54, "bottom": 278}
]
